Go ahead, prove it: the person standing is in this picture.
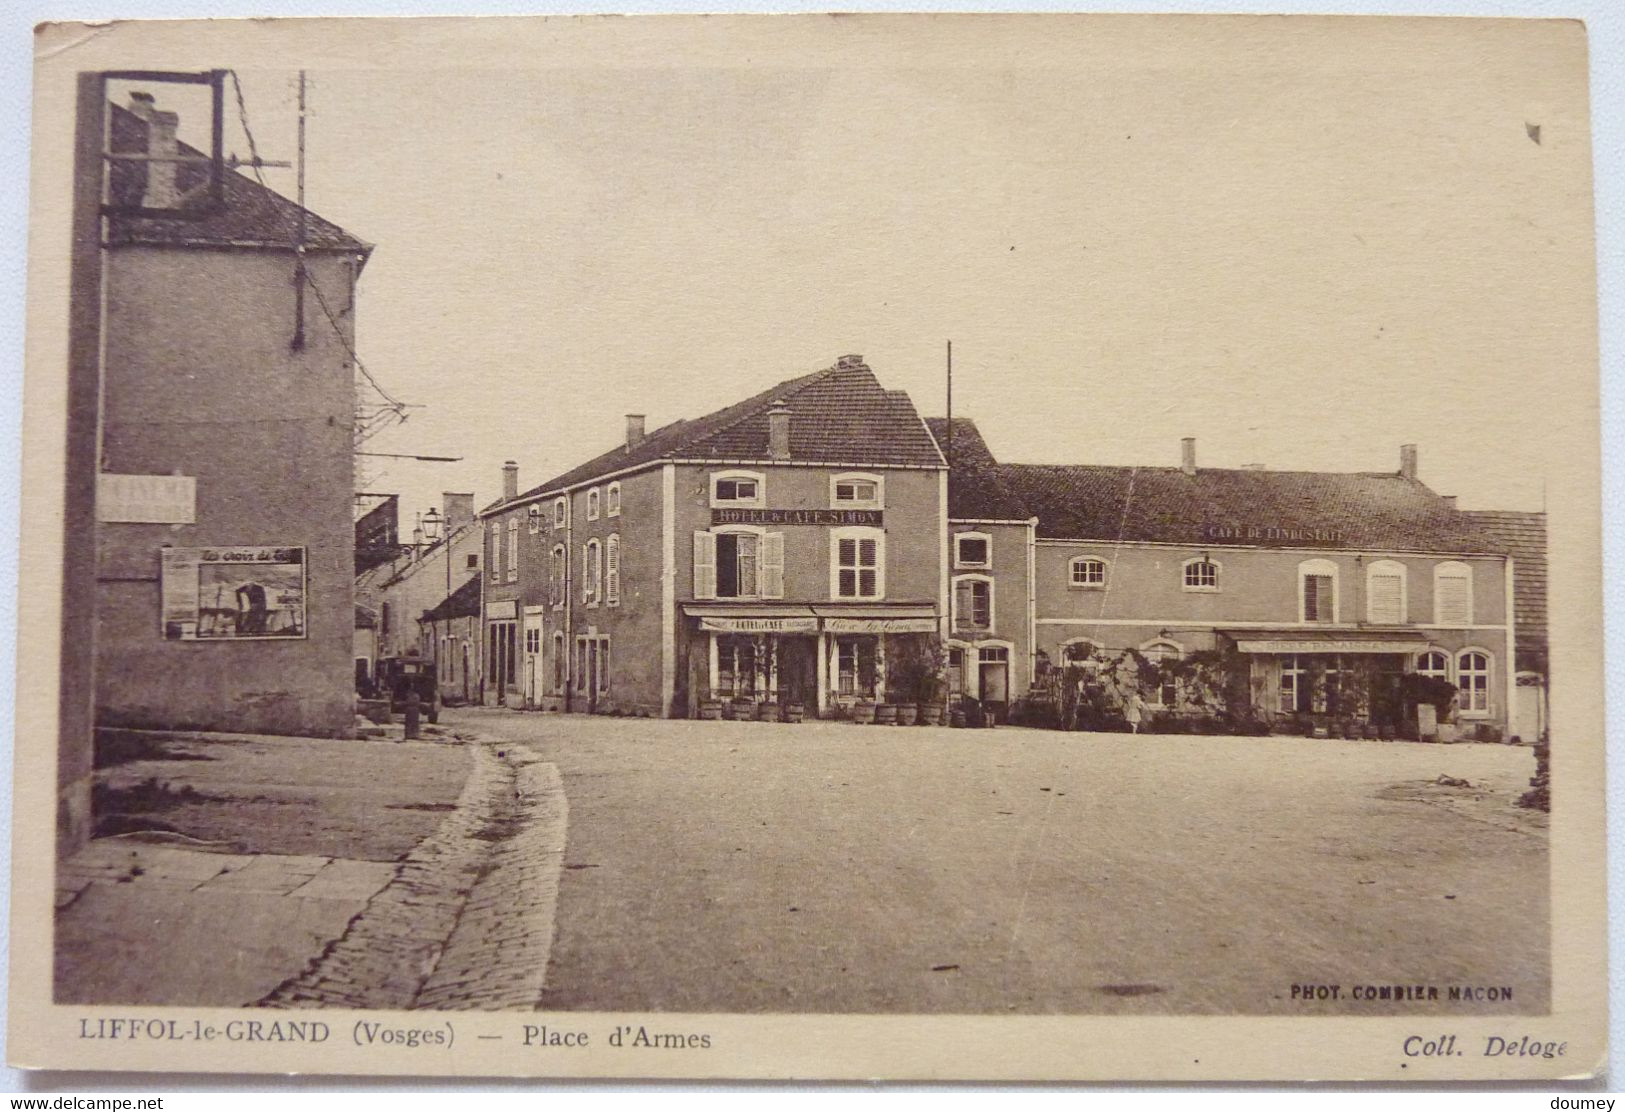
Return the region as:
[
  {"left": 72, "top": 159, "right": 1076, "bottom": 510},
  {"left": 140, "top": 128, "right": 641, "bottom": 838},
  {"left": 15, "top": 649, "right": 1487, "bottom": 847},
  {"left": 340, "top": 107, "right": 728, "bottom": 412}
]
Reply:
[{"left": 1125, "top": 690, "right": 1148, "bottom": 735}]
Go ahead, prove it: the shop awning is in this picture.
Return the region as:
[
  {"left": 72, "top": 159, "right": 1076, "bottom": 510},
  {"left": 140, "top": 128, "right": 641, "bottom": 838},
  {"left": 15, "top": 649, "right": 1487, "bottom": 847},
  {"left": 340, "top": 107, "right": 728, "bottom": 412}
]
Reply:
[
  {"left": 1223, "top": 629, "right": 1429, "bottom": 655},
  {"left": 811, "top": 603, "right": 938, "bottom": 634},
  {"left": 683, "top": 604, "right": 819, "bottom": 633},
  {"left": 682, "top": 603, "right": 940, "bottom": 634}
]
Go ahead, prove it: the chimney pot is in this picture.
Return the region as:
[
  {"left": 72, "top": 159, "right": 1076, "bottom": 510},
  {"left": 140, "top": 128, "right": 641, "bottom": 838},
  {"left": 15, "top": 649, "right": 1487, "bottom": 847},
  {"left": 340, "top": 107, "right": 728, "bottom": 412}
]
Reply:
[
  {"left": 626, "top": 414, "right": 646, "bottom": 451},
  {"left": 1180, "top": 437, "right": 1197, "bottom": 477},
  {"left": 502, "top": 460, "right": 519, "bottom": 502},
  {"left": 1400, "top": 443, "right": 1419, "bottom": 481},
  {"left": 1442, "top": 494, "right": 1457, "bottom": 509},
  {"left": 768, "top": 402, "right": 792, "bottom": 460},
  {"left": 836, "top": 354, "right": 865, "bottom": 369}
]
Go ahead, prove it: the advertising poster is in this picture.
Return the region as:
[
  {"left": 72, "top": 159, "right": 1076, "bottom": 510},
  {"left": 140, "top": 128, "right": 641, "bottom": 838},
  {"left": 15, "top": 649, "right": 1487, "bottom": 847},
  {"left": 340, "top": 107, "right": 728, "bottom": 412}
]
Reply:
[{"left": 159, "top": 546, "right": 307, "bottom": 641}]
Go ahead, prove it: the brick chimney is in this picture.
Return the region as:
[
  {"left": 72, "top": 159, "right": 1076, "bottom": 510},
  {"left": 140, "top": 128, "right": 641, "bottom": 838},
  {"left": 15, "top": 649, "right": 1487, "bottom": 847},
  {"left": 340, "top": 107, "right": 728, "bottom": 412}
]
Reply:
[
  {"left": 1441, "top": 495, "right": 1457, "bottom": 509},
  {"left": 502, "top": 460, "right": 519, "bottom": 502},
  {"left": 836, "top": 354, "right": 865, "bottom": 370},
  {"left": 128, "top": 91, "right": 180, "bottom": 209},
  {"left": 1180, "top": 437, "right": 1197, "bottom": 477},
  {"left": 1400, "top": 444, "right": 1418, "bottom": 481},
  {"left": 626, "top": 414, "right": 646, "bottom": 451},
  {"left": 442, "top": 492, "right": 474, "bottom": 534},
  {"left": 768, "top": 402, "right": 792, "bottom": 460}
]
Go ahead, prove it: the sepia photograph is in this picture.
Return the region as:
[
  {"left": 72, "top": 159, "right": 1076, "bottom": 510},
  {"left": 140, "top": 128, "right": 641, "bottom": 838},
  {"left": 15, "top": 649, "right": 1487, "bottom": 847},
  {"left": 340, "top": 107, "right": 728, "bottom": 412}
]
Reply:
[{"left": 9, "top": 11, "right": 1608, "bottom": 1081}]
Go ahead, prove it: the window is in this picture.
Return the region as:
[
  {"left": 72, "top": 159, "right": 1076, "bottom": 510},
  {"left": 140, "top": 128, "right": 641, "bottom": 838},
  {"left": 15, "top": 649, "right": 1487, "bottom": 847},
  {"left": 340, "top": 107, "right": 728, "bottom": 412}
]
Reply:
[
  {"left": 1279, "top": 654, "right": 1305, "bottom": 713},
  {"left": 835, "top": 638, "right": 877, "bottom": 698},
  {"left": 552, "top": 631, "right": 565, "bottom": 694},
  {"left": 710, "top": 470, "right": 765, "bottom": 508},
  {"left": 506, "top": 519, "right": 519, "bottom": 582},
  {"left": 1434, "top": 562, "right": 1473, "bottom": 626},
  {"left": 1140, "top": 640, "right": 1182, "bottom": 707},
  {"left": 489, "top": 523, "right": 501, "bottom": 581},
  {"left": 525, "top": 628, "right": 541, "bottom": 655},
  {"left": 553, "top": 497, "right": 567, "bottom": 529},
  {"left": 693, "top": 529, "right": 783, "bottom": 600},
  {"left": 1069, "top": 556, "right": 1107, "bottom": 588},
  {"left": 1299, "top": 558, "right": 1338, "bottom": 624},
  {"left": 527, "top": 504, "right": 543, "bottom": 534},
  {"left": 587, "top": 488, "right": 601, "bottom": 521},
  {"left": 832, "top": 527, "right": 884, "bottom": 599},
  {"left": 549, "top": 545, "right": 566, "bottom": 608},
  {"left": 718, "top": 636, "right": 760, "bottom": 697},
  {"left": 830, "top": 472, "right": 884, "bottom": 510},
  {"left": 954, "top": 532, "right": 991, "bottom": 569},
  {"left": 1367, "top": 560, "right": 1407, "bottom": 624},
  {"left": 606, "top": 482, "right": 621, "bottom": 517},
  {"left": 952, "top": 575, "right": 993, "bottom": 633},
  {"left": 466, "top": 553, "right": 479, "bottom": 570},
  {"left": 1415, "top": 649, "right": 1450, "bottom": 681},
  {"left": 583, "top": 539, "right": 602, "bottom": 605},
  {"left": 606, "top": 533, "right": 621, "bottom": 606},
  {"left": 1457, "top": 650, "right": 1491, "bottom": 715},
  {"left": 1182, "top": 557, "right": 1220, "bottom": 591}
]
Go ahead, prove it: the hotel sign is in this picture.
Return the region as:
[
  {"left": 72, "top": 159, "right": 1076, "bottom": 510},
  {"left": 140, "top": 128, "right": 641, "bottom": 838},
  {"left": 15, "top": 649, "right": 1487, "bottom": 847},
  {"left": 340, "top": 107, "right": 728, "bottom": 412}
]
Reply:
[
  {"left": 699, "top": 616, "right": 819, "bottom": 633},
  {"left": 711, "top": 508, "right": 882, "bottom": 527},
  {"left": 824, "top": 617, "right": 938, "bottom": 634},
  {"left": 1235, "top": 638, "right": 1422, "bottom": 655}
]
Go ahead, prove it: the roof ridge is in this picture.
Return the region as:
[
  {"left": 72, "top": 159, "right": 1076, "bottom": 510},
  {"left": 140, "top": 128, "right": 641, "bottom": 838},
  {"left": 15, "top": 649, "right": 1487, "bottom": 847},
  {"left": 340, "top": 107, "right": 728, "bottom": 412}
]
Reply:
[{"left": 669, "top": 362, "right": 838, "bottom": 459}]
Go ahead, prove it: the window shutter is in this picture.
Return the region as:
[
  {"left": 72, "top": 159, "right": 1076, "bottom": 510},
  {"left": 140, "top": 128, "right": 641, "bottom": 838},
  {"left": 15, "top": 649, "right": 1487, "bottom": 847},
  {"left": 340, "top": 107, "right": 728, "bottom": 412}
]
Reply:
[
  {"left": 606, "top": 535, "right": 620, "bottom": 605},
  {"left": 1437, "top": 575, "right": 1470, "bottom": 624},
  {"left": 693, "top": 532, "right": 717, "bottom": 600},
  {"left": 760, "top": 532, "right": 784, "bottom": 599},
  {"left": 582, "top": 545, "right": 591, "bottom": 603},
  {"left": 1369, "top": 574, "right": 1402, "bottom": 623}
]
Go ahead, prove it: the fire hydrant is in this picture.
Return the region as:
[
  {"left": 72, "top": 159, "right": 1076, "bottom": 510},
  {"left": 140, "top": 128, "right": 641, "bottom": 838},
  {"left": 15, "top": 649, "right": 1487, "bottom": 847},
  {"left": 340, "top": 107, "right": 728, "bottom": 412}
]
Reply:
[{"left": 404, "top": 690, "right": 421, "bottom": 740}]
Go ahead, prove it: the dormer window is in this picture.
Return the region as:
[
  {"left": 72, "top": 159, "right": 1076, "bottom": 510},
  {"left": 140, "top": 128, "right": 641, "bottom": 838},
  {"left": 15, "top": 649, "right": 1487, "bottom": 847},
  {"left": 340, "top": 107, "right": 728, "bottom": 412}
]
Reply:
[
  {"left": 830, "top": 472, "right": 884, "bottom": 510},
  {"left": 954, "top": 532, "right": 991, "bottom": 570},
  {"left": 710, "top": 470, "right": 765, "bottom": 509}
]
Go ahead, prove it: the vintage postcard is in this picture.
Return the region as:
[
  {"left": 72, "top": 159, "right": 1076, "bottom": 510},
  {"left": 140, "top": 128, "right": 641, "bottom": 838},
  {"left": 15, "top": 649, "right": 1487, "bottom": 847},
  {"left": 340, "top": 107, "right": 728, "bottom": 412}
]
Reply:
[{"left": 9, "top": 13, "right": 1606, "bottom": 1080}]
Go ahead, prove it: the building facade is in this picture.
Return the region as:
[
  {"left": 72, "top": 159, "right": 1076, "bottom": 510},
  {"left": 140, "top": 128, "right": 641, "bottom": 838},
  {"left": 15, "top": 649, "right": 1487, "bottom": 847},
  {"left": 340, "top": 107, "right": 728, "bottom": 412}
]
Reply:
[
  {"left": 479, "top": 356, "right": 950, "bottom": 718},
  {"left": 91, "top": 90, "right": 370, "bottom": 740}
]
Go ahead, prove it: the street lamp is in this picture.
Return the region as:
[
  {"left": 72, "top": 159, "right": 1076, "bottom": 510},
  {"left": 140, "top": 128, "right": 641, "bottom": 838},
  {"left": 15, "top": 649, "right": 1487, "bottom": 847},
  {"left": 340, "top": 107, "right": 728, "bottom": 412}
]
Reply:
[
  {"left": 418, "top": 506, "right": 451, "bottom": 696},
  {"left": 421, "top": 507, "right": 444, "bottom": 543}
]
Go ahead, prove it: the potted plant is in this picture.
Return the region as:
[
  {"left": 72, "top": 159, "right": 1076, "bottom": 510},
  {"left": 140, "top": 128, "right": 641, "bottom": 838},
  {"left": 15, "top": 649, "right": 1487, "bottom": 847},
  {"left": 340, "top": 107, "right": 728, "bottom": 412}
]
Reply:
[
  {"left": 730, "top": 696, "right": 755, "bottom": 721},
  {"left": 852, "top": 697, "right": 877, "bottom": 725},
  {"left": 875, "top": 702, "right": 898, "bottom": 726},
  {"left": 783, "top": 696, "right": 805, "bottom": 723},
  {"left": 757, "top": 699, "right": 783, "bottom": 723},
  {"left": 698, "top": 691, "right": 723, "bottom": 721},
  {"left": 896, "top": 703, "right": 918, "bottom": 726}
]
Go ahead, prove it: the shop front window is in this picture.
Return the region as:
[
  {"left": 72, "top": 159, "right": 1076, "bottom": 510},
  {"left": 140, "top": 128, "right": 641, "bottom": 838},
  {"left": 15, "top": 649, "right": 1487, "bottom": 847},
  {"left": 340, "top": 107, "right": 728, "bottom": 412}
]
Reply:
[
  {"left": 836, "top": 638, "right": 877, "bottom": 697},
  {"left": 718, "top": 636, "right": 760, "bottom": 698},
  {"left": 1280, "top": 654, "right": 1305, "bottom": 713},
  {"left": 1457, "top": 650, "right": 1490, "bottom": 715}
]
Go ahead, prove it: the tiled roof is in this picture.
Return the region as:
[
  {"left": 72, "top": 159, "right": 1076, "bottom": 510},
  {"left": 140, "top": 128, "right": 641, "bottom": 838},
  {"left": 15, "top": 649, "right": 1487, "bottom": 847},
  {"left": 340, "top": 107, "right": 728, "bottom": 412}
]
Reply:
[
  {"left": 422, "top": 575, "right": 482, "bottom": 622},
  {"left": 105, "top": 102, "right": 370, "bottom": 255},
  {"left": 1462, "top": 511, "right": 1547, "bottom": 652},
  {"left": 488, "top": 356, "right": 945, "bottom": 512},
  {"left": 924, "top": 417, "right": 1029, "bottom": 521},
  {"left": 995, "top": 463, "right": 1502, "bottom": 554}
]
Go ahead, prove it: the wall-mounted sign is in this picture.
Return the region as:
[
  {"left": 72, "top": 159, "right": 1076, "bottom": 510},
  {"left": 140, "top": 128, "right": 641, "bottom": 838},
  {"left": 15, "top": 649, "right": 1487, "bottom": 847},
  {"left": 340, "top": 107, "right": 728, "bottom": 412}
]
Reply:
[
  {"left": 700, "top": 616, "right": 818, "bottom": 633},
  {"left": 824, "top": 617, "right": 938, "bottom": 634},
  {"left": 1201, "top": 524, "right": 1346, "bottom": 546},
  {"left": 98, "top": 474, "right": 196, "bottom": 524},
  {"left": 711, "top": 508, "right": 882, "bottom": 527},
  {"left": 160, "top": 546, "right": 306, "bottom": 641},
  {"left": 1234, "top": 638, "right": 1422, "bottom": 655},
  {"left": 485, "top": 600, "right": 517, "bottom": 620}
]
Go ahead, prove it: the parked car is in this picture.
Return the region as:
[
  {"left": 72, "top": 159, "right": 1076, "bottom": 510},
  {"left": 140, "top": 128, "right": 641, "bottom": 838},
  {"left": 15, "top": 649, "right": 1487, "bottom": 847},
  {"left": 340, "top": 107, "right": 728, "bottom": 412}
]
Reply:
[{"left": 376, "top": 655, "right": 440, "bottom": 724}]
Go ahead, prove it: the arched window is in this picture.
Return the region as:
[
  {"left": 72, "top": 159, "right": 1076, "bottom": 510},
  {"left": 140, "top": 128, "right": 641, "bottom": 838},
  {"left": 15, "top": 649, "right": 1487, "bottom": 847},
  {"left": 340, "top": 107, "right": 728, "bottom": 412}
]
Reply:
[
  {"left": 586, "top": 487, "right": 601, "bottom": 521},
  {"left": 1298, "top": 558, "right": 1338, "bottom": 623},
  {"left": 1415, "top": 649, "right": 1451, "bottom": 681},
  {"left": 830, "top": 471, "right": 884, "bottom": 510},
  {"left": 1061, "top": 638, "right": 1104, "bottom": 670},
  {"left": 552, "top": 497, "right": 567, "bottom": 528},
  {"left": 606, "top": 533, "right": 621, "bottom": 606},
  {"left": 1139, "top": 639, "right": 1183, "bottom": 706},
  {"left": 1433, "top": 561, "right": 1473, "bottom": 626},
  {"left": 952, "top": 574, "right": 994, "bottom": 633},
  {"left": 1182, "top": 557, "right": 1220, "bottom": 592},
  {"left": 606, "top": 482, "right": 622, "bottom": 517},
  {"left": 1366, "top": 559, "right": 1408, "bottom": 624},
  {"left": 1069, "top": 556, "right": 1107, "bottom": 588},
  {"left": 1456, "top": 649, "right": 1491, "bottom": 715},
  {"left": 527, "top": 504, "right": 543, "bottom": 534},
  {"left": 710, "top": 469, "right": 765, "bottom": 508},
  {"left": 583, "top": 539, "right": 602, "bottom": 605},
  {"left": 549, "top": 545, "right": 566, "bottom": 608}
]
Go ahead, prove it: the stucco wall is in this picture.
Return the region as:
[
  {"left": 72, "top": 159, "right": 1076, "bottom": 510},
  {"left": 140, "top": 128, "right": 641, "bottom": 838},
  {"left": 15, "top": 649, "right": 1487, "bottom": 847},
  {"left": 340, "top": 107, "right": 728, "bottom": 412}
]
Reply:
[{"left": 95, "top": 247, "right": 358, "bottom": 737}]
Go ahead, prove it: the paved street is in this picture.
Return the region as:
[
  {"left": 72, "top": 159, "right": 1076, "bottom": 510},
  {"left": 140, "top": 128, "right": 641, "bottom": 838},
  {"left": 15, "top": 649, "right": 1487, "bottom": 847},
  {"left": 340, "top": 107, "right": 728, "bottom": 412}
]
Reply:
[{"left": 462, "top": 708, "right": 1548, "bottom": 1016}]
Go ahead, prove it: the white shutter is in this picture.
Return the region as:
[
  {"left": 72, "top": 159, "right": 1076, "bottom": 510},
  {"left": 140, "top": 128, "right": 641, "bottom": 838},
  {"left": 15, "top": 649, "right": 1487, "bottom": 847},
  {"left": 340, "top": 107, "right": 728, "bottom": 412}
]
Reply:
[
  {"left": 693, "top": 531, "right": 717, "bottom": 600},
  {"left": 606, "top": 534, "right": 621, "bottom": 605},
  {"left": 760, "top": 532, "right": 784, "bottom": 599},
  {"left": 1437, "top": 575, "right": 1470, "bottom": 624},
  {"left": 1369, "top": 574, "right": 1403, "bottom": 624},
  {"left": 582, "top": 544, "right": 591, "bottom": 603}
]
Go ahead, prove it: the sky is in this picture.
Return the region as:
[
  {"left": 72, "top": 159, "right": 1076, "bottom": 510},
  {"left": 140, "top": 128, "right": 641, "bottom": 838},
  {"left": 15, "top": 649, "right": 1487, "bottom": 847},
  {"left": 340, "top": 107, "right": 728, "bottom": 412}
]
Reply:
[{"left": 159, "top": 16, "right": 1594, "bottom": 525}]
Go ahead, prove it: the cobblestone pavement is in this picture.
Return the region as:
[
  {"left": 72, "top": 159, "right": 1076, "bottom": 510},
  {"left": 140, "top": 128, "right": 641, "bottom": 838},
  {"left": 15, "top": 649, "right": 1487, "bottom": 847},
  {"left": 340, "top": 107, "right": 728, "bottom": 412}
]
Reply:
[{"left": 262, "top": 741, "right": 567, "bottom": 1010}]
